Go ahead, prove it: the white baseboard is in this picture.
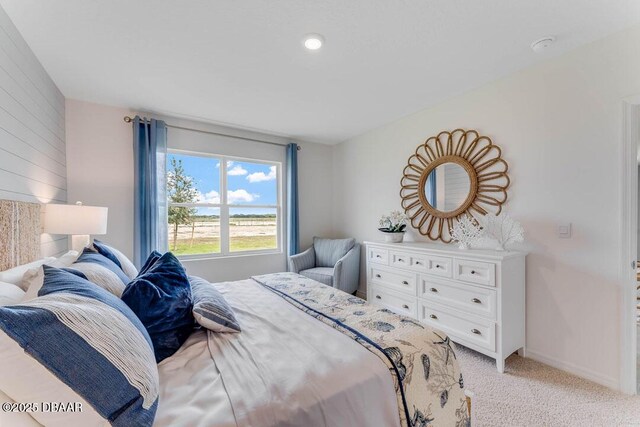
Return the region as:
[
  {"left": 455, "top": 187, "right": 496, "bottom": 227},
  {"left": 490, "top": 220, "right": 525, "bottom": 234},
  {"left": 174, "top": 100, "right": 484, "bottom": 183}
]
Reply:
[{"left": 526, "top": 349, "right": 619, "bottom": 391}]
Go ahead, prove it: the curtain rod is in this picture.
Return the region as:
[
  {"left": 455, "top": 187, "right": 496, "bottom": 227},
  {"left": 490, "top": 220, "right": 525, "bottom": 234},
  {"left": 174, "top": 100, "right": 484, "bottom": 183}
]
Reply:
[{"left": 123, "top": 116, "right": 300, "bottom": 150}]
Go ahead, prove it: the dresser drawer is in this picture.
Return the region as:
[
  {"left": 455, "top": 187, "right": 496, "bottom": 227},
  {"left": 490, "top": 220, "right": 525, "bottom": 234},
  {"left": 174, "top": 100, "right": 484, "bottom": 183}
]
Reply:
[
  {"left": 420, "top": 277, "right": 497, "bottom": 320},
  {"left": 389, "top": 251, "right": 431, "bottom": 271},
  {"left": 369, "top": 266, "right": 417, "bottom": 295},
  {"left": 454, "top": 259, "right": 496, "bottom": 287},
  {"left": 368, "top": 247, "right": 389, "bottom": 265},
  {"left": 390, "top": 251, "right": 412, "bottom": 269},
  {"left": 421, "top": 255, "right": 453, "bottom": 278},
  {"left": 370, "top": 285, "right": 417, "bottom": 318},
  {"left": 419, "top": 301, "right": 495, "bottom": 351}
]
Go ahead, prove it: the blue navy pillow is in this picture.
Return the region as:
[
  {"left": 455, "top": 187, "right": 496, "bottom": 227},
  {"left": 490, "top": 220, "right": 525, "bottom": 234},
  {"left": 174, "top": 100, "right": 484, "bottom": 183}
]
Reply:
[
  {"left": 0, "top": 266, "right": 158, "bottom": 426},
  {"left": 190, "top": 276, "right": 241, "bottom": 333},
  {"left": 139, "top": 250, "right": 162, "bottom": 275},
  {"left": 121, "top": 252, "right": 194, "bottom": 362}
]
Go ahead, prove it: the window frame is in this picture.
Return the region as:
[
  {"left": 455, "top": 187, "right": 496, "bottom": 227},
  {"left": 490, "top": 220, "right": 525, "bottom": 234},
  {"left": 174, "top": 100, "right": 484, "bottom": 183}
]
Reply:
[{"left": 167, "top": 149, "right": 283, "bottom": 260}]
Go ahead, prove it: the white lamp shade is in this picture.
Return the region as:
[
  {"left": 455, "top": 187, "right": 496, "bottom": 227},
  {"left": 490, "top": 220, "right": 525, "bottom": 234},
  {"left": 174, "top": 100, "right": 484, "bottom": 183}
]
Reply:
[{"left": 44, "top": 203, "right": 108, "bottom": 235}]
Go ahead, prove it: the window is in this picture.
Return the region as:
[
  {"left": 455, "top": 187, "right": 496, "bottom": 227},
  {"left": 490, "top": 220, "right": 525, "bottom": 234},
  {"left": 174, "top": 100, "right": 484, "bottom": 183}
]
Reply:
[{"left": 166, "top": 150, "right": 281, "bottom": 258}]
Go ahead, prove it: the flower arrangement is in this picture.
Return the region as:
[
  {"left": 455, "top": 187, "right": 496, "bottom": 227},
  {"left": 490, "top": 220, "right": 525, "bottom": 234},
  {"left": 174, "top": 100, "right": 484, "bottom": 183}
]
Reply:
[
  {"left": 449, "top": 214, "right": 483, "bottom": 249},
  {"left": 378, "top": 210, "right": 407, "bottom": 242}
]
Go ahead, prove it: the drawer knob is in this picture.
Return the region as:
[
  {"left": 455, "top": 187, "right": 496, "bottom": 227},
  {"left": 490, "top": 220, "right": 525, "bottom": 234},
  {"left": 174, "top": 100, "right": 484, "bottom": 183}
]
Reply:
[
  {"left": 402, "top": 304, "right": 409, "bottom": 309},
  {"left": 402, "top": 280, "right": 409, "bottom": 285},
  {"left": 471, "top": 298, "right": 481, "bottom": 304},
  {"left": 435, "top": 264, "right": 441, "bottom": 268},
  {"left": 471, "top": 328, "right": 481, "bottom": 335},
  {"left": 375, "top": 274, "right": 382, "bottom": 278},
  {"left": 415, "top": 261, "right": 422, "bottom": 265},
  {"left": 430, "top": 287, "right": 438, "bottom": 293},
  {"left": 398, "top": 258, "right": 404, "bottom": 262},
  {"left": 429, "top": 314, "right": 438, "bottom": 319},
  {"left": 471, "top": 270, "right": 476, "bottom": 275},
  {"left": 375, "top": 295, "right": 381, "bottom": 300},
  {"left": 376, "top": 255, "right": 382, "bottom": 258}
]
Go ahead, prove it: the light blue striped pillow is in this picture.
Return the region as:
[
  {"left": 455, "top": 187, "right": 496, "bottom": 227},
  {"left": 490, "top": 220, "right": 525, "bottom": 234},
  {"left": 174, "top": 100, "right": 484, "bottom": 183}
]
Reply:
[
  {"left": 0, "top": 266, "right": 158, "bottom": 427},
  {"left": 65, "top": 248, "right": 131, "bottom": 297},
  {"left": 91, "top": 240, "right": 139, "bottom": 280},
  {"left": 190, "top": 276, "right": 241, "bottom": 333}
]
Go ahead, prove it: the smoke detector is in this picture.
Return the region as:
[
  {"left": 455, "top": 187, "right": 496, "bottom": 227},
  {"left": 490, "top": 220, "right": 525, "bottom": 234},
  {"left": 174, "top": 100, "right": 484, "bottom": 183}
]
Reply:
[{"left": 530, "top": 36, "right": 555, "bottom": 53}]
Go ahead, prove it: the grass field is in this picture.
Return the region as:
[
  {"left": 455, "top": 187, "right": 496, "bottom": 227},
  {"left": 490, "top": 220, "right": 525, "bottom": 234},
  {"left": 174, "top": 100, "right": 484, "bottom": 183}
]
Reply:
[
  {"left": 168, "top": 217, "right": 277, "bottom": 255},
  {"left": 170, "top": 235, "right": 277, "bottom": 255}
]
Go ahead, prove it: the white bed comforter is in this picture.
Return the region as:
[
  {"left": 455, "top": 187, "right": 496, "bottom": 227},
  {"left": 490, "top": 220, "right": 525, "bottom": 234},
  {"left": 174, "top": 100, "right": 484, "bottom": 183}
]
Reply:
[{"left": 155, "top": 278, "right": 401, "bottom": 427}]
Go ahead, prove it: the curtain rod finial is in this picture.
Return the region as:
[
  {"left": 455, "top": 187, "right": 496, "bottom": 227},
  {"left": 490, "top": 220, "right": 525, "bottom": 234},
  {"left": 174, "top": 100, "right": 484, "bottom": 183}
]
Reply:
[{"left": 123, "top": 116, "right": 133, "bottom": 123}]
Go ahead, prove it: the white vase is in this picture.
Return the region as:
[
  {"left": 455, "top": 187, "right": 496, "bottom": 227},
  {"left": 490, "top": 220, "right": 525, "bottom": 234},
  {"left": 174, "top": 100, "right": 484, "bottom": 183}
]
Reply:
[{"left": 382, "top": 232, "right": 404, "bottom": 243}]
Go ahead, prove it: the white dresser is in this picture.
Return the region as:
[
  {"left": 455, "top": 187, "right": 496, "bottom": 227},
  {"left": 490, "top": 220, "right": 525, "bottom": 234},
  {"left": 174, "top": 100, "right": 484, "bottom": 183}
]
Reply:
[{"left": 365, "top": 241, "right": 526, "bottom": 372}]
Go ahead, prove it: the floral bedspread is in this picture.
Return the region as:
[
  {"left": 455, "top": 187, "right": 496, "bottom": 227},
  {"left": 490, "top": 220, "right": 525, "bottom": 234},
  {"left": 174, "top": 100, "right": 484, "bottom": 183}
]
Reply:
[{"left": 252, "top": 272, "right": 470, "bottom": 427}]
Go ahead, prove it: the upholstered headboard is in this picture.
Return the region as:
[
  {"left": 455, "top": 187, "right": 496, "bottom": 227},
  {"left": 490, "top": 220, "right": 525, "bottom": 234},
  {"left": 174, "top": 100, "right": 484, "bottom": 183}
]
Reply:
[{"left": 0, "top": 200, "right": 41, "bottom": 270}]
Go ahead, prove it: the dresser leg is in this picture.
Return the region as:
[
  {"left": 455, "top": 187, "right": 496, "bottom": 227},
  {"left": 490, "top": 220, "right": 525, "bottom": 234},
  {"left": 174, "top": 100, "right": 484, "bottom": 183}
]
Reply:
[
  {"left": 517, "top": 347, "right": 526, "bottom": 358},
  {"left": 496, "top": 358, "right": 505, "bottom": 373}
]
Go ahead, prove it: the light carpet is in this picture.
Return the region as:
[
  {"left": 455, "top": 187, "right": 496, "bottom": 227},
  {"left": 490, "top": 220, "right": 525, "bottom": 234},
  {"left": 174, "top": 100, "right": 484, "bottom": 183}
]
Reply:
[{"left": 456, "top": 345, "right": 640, "bottom": 426}]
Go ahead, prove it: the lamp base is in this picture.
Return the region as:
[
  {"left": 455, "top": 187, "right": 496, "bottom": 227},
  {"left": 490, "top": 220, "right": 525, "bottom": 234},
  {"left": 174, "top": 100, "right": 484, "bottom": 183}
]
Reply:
[{"left": 71, "top": 235, "right": 90, "bottom": 252}]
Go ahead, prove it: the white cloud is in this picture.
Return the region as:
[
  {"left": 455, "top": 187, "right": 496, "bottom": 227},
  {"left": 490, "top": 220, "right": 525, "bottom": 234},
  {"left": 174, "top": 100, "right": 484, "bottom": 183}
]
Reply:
[
  {"left": 196, "top": 190, "right": 220, "bottom": 204},
  {"left": 228, "top": 165, "right": 248, "bottom": 176},
  {"left": 246, "top": 166, "right": 277, "bottom": 183},
  {"left": 228, "top": 189, "right": 259, "bottom": 203}
]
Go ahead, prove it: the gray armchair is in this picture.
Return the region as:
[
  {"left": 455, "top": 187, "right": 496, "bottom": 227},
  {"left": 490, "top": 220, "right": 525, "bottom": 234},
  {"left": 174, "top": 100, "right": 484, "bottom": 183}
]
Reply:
[{"left": 288, "top": 237, "right": 361, "bottom": 294}]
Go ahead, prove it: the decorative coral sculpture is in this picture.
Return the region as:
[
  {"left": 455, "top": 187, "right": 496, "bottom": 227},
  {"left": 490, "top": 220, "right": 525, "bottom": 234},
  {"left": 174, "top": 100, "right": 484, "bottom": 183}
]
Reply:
[
  {"left": 480, "top": 213, "right": 524, "bottom": 250},
  {"left": 449, "top": 214, "right": 483, "bottom": 250}
]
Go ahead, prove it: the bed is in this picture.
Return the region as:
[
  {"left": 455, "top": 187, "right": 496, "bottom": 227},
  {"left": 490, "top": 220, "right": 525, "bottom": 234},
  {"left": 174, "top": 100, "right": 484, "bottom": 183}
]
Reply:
[
  {"left": 0, "top": 200, "right": 469, "bottom": 426},
  {"left": 155, "top": 274, "right": 470, "bottom": 427}
]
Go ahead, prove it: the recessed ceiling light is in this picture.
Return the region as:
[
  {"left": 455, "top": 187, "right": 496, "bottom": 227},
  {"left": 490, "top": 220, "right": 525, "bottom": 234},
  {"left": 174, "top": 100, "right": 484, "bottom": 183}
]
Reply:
[
  {"left": 303, "top": 33, "right": 324, "bottom": 51},
  {"left": 530, "top": 36, "right": 555, "bottom": 53}
]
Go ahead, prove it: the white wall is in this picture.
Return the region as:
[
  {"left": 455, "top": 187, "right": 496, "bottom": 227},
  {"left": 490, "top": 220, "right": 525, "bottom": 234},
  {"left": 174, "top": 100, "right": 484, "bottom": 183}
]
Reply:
[
  {"left": 65, "top": 99, "right": 334, "bottom": 281},
  {"left": 0, "top": 6, "right": 66, "bottom": 257},
  {"left": 65, "top": 100, "right": 135, "bottom": 257},
  {"left": 332, "top": 25, "right": 640, "bottom": 389}
]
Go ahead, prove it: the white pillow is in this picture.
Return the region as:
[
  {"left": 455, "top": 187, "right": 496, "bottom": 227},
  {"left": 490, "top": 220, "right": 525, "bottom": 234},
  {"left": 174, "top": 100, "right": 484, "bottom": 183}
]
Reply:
[
  {"left": 22, "top": 251, "right": 79, "bottom": 302},
  {"left": 0, "top": 258, "right": 56, "bottom": 289},
  {"left": 0, "top": 281, "right": 25, "bottom": 306}
]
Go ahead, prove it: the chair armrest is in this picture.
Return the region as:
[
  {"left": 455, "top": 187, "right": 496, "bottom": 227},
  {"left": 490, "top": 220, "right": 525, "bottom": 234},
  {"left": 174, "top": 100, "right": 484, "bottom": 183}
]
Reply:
[
  {"left": 288, "top": 246, "right": 315, "bottom": 273},
  {"left": 333, "top": 243, "right": 361, "bottom": 294}
]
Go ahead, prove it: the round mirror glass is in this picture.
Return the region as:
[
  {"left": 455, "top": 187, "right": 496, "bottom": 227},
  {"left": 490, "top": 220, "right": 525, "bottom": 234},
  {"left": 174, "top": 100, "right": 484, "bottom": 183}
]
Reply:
[{"left": 424, "top": 162, "right": 471, "bottom": 212}]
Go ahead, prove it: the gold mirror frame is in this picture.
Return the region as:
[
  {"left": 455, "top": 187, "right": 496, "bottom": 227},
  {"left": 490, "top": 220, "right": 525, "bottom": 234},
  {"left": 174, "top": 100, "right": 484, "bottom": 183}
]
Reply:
[{"left": 400, "top": 129, "right": 510, "bottom": 242}]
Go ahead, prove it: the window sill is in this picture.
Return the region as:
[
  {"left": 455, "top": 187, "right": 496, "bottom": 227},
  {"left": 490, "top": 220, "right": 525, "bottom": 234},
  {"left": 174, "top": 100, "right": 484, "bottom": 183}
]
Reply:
[{"left": 177, "top": 249, "right": 283, "bottom": 263}]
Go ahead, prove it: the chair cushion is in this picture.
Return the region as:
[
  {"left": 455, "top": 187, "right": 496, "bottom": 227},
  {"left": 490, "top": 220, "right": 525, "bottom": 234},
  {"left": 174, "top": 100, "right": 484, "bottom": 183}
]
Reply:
[
  {"left": 300, "top": 267, "right": 334, "bottom": 286},
  {"left": 313, "top": 237, "right": 355, "bottom": 268}
]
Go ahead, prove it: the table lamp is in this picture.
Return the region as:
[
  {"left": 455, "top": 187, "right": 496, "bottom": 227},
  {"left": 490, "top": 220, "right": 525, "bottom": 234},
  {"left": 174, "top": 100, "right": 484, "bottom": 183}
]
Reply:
[{"left": 44, "top": 202, "right": 108, "bottom": 251}]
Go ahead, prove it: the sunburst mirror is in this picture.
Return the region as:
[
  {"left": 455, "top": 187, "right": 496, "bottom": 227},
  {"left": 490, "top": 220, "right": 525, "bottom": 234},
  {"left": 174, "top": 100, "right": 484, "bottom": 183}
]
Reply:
[{"left": 399, "top": 129, "right": 510, "bottom": 242}]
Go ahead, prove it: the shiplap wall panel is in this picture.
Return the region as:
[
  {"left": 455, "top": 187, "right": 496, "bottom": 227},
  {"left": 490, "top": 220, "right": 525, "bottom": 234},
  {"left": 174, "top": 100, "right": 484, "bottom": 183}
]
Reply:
[
  {"left": 0, "top": 105, "right": 66, "bottom": 165},
  {"left": 0, "top": 6, "right": 67, "bottom": 257}
]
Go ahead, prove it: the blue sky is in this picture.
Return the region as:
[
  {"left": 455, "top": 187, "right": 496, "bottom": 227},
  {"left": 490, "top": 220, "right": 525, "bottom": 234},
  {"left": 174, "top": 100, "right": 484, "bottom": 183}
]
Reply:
[{"left": 168, "top": 153, "right": 278, "bottom": 215}]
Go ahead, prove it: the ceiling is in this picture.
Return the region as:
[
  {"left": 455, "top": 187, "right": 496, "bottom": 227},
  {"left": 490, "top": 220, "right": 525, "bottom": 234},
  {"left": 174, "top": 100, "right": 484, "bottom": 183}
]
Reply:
[{"left": 1, "top": 1, "right": 639, "bottom": 144}]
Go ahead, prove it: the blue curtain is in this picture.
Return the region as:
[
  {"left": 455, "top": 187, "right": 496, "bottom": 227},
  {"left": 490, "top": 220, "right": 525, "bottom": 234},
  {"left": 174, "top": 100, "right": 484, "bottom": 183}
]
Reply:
[
  {"left": 286, "top": 143, "right": 299, "bottom": 257},
  {"left": 426, "top": 170, "right": 437, "bottom": 206},
  {"left": 133, "top": 116, "right": 168, "bottom": 268}
]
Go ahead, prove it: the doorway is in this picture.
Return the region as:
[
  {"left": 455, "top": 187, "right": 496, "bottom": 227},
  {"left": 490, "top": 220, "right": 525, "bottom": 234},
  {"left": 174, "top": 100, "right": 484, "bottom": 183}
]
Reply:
[{"left": 621, "top": 99, "right": 640, "bottom": 395}]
